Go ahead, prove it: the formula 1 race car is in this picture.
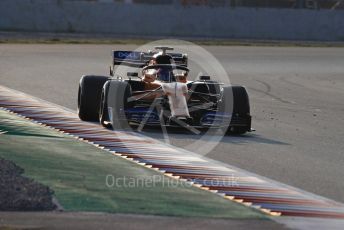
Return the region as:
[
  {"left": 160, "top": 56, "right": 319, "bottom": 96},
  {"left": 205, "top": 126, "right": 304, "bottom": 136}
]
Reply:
[{"left": 78, "top": 47, "right": 251, "bottom": 134}]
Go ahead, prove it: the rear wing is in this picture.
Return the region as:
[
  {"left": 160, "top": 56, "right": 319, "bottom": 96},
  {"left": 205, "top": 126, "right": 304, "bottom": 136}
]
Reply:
[{"left": 112, "top": 51, "right": 188, "bottom": 68}]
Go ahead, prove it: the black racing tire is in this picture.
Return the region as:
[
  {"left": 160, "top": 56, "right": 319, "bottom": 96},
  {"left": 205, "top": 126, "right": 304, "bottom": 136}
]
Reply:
[
  {"left": 99, "top": 80, "right": 131, "bottom": 130},
  {"left": 219, "top": 85, "right": 250, "bottom": 135},
  {"left": 78, "top": 75, "right": 110, "bottom": 121},
  {"left": 228, "top": 126, "right": 249, "bottom": 135},
  {"left": 232, "top": 85, "right": 250, "bottom": 115}
]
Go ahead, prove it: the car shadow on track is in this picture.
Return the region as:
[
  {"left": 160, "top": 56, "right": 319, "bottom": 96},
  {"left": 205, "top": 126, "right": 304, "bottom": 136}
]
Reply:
[
  {"left": 220, "top": 134, "right": 289, "bottom": 145},
  {"left": 134, "top": 126, "right": 289, "bottom": 146}
]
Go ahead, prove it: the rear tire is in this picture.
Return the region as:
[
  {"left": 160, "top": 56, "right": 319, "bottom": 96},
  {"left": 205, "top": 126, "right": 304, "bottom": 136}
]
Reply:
[{"left": 78, "top": 75, "right": 110, "bottom": 121}]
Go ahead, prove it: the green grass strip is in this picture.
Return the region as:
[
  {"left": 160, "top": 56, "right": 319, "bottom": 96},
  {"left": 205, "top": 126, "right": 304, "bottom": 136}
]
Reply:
[{"left": 0, "top": 109, "right": 264, "bottom": 218}]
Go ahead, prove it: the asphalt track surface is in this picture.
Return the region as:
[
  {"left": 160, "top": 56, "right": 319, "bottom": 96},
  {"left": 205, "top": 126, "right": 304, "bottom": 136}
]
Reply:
[
  {"left": 0, "top": 212, "right": 287, "bottom": 230},
  {"left": 0, "top": 44, "right": 343, "bottom": 206}
]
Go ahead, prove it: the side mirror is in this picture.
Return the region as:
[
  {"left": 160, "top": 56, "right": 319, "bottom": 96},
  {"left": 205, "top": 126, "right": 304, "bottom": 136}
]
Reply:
[
  {"left": 199, "top": 75, "right": 210, "bottom": 81},
  {"left": 109, "top": 66, "right": 114, "bottom": 76},
  {"left": 127, "top": 72, "right": 139, "bottom": 77}
]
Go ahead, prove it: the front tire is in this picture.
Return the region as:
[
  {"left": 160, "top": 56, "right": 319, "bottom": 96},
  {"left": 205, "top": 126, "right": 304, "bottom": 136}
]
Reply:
[
  {"left": 228, "top": 126, "right": 249, "bottom": 135},
  {"left": 78, "top": 75, "right": 109, "bottom": 121},
  {"left": 99, "top": 80, "right": 131, "bottom": 129},
  {"left": 219, "top": 86, "right": 251, "bottom": 135}
]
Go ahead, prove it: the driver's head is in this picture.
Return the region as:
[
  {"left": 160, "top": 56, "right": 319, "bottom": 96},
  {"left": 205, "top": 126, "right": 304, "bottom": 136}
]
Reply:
[
  {"left": 152, "top": 53, "right": 175, "bottom": 82},
  {"left": 155, "top": 54, "right": 173, "bottom": 65}
]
